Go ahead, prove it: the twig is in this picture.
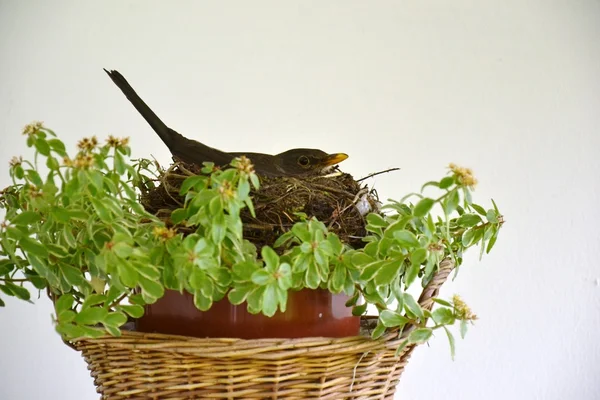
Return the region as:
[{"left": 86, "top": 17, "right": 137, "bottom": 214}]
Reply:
[
  {"left": 350, "top": 351, "right": 370, "bottom": 392},
  {"left": 356, "top": 167, "right": 401, "bottom": 182}
]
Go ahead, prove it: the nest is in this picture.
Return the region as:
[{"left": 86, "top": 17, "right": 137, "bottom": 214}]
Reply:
[{"left": 141, "top": 163, "right": 378, "bottom": 249}]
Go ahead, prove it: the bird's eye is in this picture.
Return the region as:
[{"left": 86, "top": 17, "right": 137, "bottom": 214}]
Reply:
[{"left": 298, "top": 156, "right": 310, "bottom": 167}]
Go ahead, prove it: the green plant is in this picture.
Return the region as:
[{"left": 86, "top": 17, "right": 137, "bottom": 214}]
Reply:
[{"left": 0, "top": 122, "right": 503, "bottom": 356}]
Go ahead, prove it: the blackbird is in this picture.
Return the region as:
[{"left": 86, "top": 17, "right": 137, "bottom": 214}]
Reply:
[{"left": 104, "top": 69, "right": 348, "bottom": 177}]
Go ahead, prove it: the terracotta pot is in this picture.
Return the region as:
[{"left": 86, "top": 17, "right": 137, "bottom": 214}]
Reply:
[{"left": 136, "top": 288, "right": 360, "bottom": 339}]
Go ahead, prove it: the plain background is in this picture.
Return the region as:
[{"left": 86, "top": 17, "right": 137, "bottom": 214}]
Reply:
[{"left": 1, "top": 1, "right": 599, "bottom": 399}]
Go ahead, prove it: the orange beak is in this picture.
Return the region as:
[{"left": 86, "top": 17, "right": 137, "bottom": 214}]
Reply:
[{"left": 320, "top": 153, "right": 349, "bottom": 167}]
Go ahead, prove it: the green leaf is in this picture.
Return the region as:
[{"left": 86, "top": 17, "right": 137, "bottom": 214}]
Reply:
[
  {"left": 262, "top": 284, "right": 278, "bottom": 317},
  {"left": 19, "top": 237, "right": 48, "bottom": 258},
  {"left": 345, "top": 292, "right": 359, "bottom": 307},
  {"left": 28, "top": 254, "right": 60, "bottom": 287},
  {"left": 104, "top": 325, "right": 122, "bottom": 337},
  {"left": 362, "top": 242, "right": 378, "bottom": 258},
  {"left": 251, "top": 269, "right": 272, "bottom": 285},
  {"left": 104, "top": 198, "right": 124, "bottom": 218},
  {"left": 60, "top": 264, "right": 85, "bottom": 286},
  {"left": 211, "top": 213, "right": 226, "bottom": 243},
  {"left": 0, "top": 261, "right": 15, "bottom": 275},
  {"left": 119, "top": 304, "right": 144, "bottom": 318},
  {"left": 420, "top": 180, "right": 439, "bottom": 191},
  {"left": 470, "top": 203, "right": 487, "bottom": 216},
  {"left": 81, "top": 294, "right": 107, "bottom": 309},
  {"left": 366, "top": 213, "right": 387, "bottom": 228},
  {"left": 120, "top": 180, "right": 137, "bottom": 200},
  {"left": 90, "top": 197, "right": 112, "bottom": 223},
  {"left": 180, "top": 175, "right": 207, "bottom": 195},
  {"left": 457, "top": 213, "right": 482, "bottom": 228},
  {"left": 228, "top": 283, "right": 254, "bottom": 305},
  {"left": 59, "top": 226, "right": 74, "bottom": 248},
  {"left": 261, "top": 246, "right": 280, "bottom": 272},
  {"left": 486, "top": 209, "right": 498, "bottom": 224},
  {"left": 486, "top": 229, "right": 498, "bottom": 254},
  {"left": 210, "top": 267, "right": 231, "bottom": 286},
  {"left": 113, "top": 150, "right": 126, "bottom": 174},
  {"left": 200, "top": 276, "right": 214, "bottom": 298},
  {"left": 439, "top": 176, "right": 455, "bottom": 189},
  {"left": 74, "top": 307, "right": 108, "bottom": 325},
  {"left": 305, "top": 259, "right": 320, "bottom": 289},
  {"left": 57, "top": 310, "right": 75, "bottom": 323},
  {"left": 383, "top": 215, "right": 412, "bottom": 238},
  {"left": 462, "top": 229, "right": 476, "bottom": 247},
  {"left": 460, "top": 320, "right": 468, "bottom": 339},
  {"left": 250, "top": 173, "right": 260, "bottom": 189},
  {"left": 170, "top": 208, "right": 187, "bottom": 224},
  {"left": 330, "top": 263, "right": 346, "bottom": 292},
  {"left": 374, "top": 260, "right": 402, "bottom": 286},
  {"left": 67, "top": 209, "right": 89, "bottom": 221},
  {"left": 189, "top": 268, "right": 207, "bottom": 290},
  {"left": 193, "top": 290, "right": 212, "bottom": 311},
  {"left": 408, "top": 327, "right": 433, "bottom": 344},
  {"left": 34, "top": 138, "right": 51, "bottom": 155},
  {"left": 393, "top": 230, "right": 420, "bottom": 248},
  {"left": 11, "top": 211, "right": 41, "bottom": 226},
  {"left": 1, "top": 283, "right": 30, "bottom": 301},
  {"left": 491, "top": 198, "right": 500, "bottom": 214},
  {"left": 351, "top": 252, "right": 374, "bottom": 267},
  {"left": 352, "top": 303, "right": 368, "bottom": 316},
  {"left": 87, "top": 170, "right": 104, "bottom": 192},
  {"left": 273, "top": 231, "right": 294, "bottom": 248},
  {"left": 413, "top": 198, "right": 435, "bottom": 217},
  {"left": 276, "top": 263, "right": 292, "bottom": 290},
  {"left": 291, "top": 223, "right": 311, "bottom": 242},
  {"left": 47, "top": 243, "right": 68, "bottom": 258},
  {"left": 410, "top": 248, "right": 428, "bottom": 266},
  {"left": 379, "top": 310, "right": 409, "bottom": 328},
  {"left": 117, "top": 261, "right": 138, "bottom": 287},
  {"left": 237, "top": 178, "right": 250, "bottom": 200},
  {"left": 112, "top": 242, "right": 133, "bottom": 259},
  {"left": 370, "top": 321, "right": 387, "bottom": 340},
  {"left": 395, "top": 339, "right": 410, "bottom": 356},
  {"left": 431, "top": 298, "right": 452, "bottom": 307},
  {"left": 209, "top": 195, "right": 223, "bottom": 216},
  {"left": 359, "top": 260, "right": 386, "bottom": 282},
  {"left": 13, "top": 165, "right": 25, "bottom": 179},
  {"left": 139, "top": 277, "right": 164, "bottom": 302},
  {"left": 403, "top": 293, "right": 424, "bottom": 320},
  {"left": 47, "top": 138, "right": 66, "bottom": 156},
  {"left": 55, "top": 295, "right": 74, "bottom": 315},
  {"left": 233, "top": 261, "right": 258, "bottom": 281},
  {"left": 5, "top": 226, "right": 23, "bottom": 240},
  {"left": 404, "top": 261, "right": 420, "bottom": 287},
  {"left": 444, "top": 326, "right": 456, "bottom": 360},
  {"left": 25, "top": 170, "right": 43, "bottom": 186},
  {"left": 444, "top": 190, "right": 460, "bottom": 215},
  {"left": 432, "top": 307, "right": 455, "bottom": 325},
  {"left": 103, "top": 312, "right": 128, "bottom": 327},
  {"left": 271, "top": 286, "right": 285, "bottom": 312}
]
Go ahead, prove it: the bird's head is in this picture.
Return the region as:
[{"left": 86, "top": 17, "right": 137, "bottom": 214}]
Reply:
[{"left": 275, "top": 148, "right": 349, "bottom": 176}]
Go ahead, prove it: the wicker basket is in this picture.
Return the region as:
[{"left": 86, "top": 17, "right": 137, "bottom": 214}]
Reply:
[{"left": 72, "top": 260, "right": 453, "bottom": 399}]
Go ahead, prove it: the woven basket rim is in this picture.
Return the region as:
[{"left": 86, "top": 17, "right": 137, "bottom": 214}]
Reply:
[{"left": 73, "top": 329, "right": 405, "bottom": 359}]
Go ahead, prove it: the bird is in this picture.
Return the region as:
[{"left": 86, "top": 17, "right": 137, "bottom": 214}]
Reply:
[{"left": 103, "top": 69, "right": 348, "bottom": 177}]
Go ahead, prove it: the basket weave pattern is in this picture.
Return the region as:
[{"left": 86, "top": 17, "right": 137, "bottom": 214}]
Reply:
[{"left": 73, "top": 260, "right": 453, "bottom": 399}]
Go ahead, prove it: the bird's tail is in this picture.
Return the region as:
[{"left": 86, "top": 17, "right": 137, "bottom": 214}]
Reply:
[{"left": 104, "top": 69, "right": 175, "bottom": 149}]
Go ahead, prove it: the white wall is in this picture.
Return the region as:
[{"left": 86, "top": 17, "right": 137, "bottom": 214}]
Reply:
[{"left": 1, "top": 1, "right": 599, "bottom": 399}]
